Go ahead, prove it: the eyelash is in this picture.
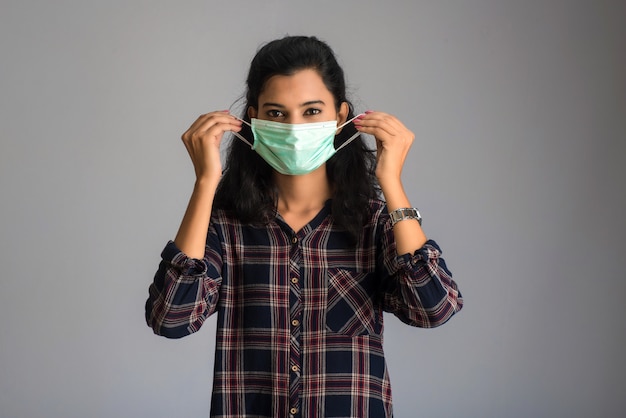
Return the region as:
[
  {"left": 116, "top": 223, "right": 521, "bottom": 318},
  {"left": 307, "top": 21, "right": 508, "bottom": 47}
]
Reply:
[{"left": 266, "top": 108, "right": 321, "bottom": 118}]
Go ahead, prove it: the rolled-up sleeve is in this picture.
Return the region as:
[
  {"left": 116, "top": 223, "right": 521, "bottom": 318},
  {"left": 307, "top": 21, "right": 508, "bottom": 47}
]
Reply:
[
  {"left": 379, "top": 227, "right": 463, "bottom": 328},
  {"left": 145, "top": 229, "right": 223, "bottom": 339}
]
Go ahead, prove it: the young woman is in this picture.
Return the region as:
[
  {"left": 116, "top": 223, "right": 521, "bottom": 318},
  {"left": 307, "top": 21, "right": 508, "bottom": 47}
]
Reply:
[{"left": 146, "top": 35, "right": 462, "bottom": 417}]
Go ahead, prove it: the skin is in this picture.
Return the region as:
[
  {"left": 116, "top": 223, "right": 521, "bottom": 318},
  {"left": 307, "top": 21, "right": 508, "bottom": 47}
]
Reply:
[{"left": 175, "top": 68, "right": 426, "bottom": 259}]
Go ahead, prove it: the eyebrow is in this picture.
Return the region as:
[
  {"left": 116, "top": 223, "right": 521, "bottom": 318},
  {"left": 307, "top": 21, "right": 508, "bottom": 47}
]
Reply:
[{"left": 261, "top": 100, "right": 326, "bottom": 108}]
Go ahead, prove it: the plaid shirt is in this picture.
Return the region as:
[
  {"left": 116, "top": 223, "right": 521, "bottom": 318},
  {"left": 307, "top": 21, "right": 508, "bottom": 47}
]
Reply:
[{"left": 146, "top": 199, "right": 462, "bottom": 417}]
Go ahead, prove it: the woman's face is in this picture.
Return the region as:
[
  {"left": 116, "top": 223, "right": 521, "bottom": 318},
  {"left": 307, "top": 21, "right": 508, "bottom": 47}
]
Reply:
[{"left": 248, "top": 68, "right": 348, "bottom": 125}]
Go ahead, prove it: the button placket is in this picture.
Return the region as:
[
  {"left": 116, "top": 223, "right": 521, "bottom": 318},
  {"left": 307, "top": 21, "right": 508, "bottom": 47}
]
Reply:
[{"left": 288, "top": 234, "right": 302, "bottom": 418}]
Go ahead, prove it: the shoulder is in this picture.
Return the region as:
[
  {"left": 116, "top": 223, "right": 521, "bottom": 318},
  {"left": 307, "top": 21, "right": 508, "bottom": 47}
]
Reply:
[
  {"left": 367, "top": 198, "right": 389, "bottom": 219},
  {"left": 368, "top": 198, "right": 387, "bottom": 213},
  {"left": 208, "top": 209, "right": 244, "bottom": 235},
  {"left": 211, "top": 208, "right": 236, "bottom": 224},
  {"left": 361, "top": 198, "right": 391, "bottom": 233}
]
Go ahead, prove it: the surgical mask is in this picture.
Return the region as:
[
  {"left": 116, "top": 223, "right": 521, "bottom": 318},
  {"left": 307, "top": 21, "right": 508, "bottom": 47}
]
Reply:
[{"left": 232, "top": 114, "right": 363, "bottom": 175}]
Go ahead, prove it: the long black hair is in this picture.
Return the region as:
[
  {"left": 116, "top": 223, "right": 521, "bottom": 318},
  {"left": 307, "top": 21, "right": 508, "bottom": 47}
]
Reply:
[{"left": 214, "top": 36, "right": 379, "bottom": 242}]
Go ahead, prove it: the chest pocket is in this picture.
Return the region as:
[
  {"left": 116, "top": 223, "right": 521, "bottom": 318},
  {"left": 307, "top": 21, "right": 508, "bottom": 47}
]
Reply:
[{"left": 326, "top": 268, "right": 381, "bottom": 337}]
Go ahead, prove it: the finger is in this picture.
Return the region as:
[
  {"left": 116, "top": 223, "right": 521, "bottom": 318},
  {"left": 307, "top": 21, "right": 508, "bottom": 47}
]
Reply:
[
  {"left": 355, "top": 112, "right": 412, "bottom": 143},
  {"left": 195, "top": 111, "right": 242, "bottom": 135},
  {"left": 186, "top": 110, "right": 229, "bottom": 132},
  {"left": 184, "top": 110, "right": 238, "bottom": 135},
  {"left": 183, "top": 111, "right": 242, "bottom": 143},
  {"left": 199, "top": 119, "right": 243, "bottom": 142},
  {"left": 355, "top": 118, "right": 398, "bottom": 139},
  {"left": 360, "top": 112, "right": 402, "bottom": 132}
]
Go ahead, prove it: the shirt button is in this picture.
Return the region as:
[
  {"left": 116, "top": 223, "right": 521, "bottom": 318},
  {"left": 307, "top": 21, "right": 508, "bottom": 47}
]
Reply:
[
  {"left": 291, "top": 365, "right": 299, "bottom": 372},
  {"left": 290, "top": 407, "right": 298, "bottom": 415},
  {"left": 291, "top": 277, "right": 299, "bottom": 284},
  {"left": 291, "top": 319, "right": 300, "bottom": 327},
  {"left": 291, "top": 236, "right": 298, "bottom": 244}
]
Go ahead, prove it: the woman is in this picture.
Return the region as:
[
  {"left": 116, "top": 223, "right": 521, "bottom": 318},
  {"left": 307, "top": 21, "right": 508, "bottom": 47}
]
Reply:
[{"left": 146, "top": 35, "right": 462, "bottom": 417}]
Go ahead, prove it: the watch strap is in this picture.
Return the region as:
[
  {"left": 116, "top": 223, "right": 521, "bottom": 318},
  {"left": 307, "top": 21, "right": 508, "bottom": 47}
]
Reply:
[{"left": 389, "top": 207, "right": 422, "bottom": 226}]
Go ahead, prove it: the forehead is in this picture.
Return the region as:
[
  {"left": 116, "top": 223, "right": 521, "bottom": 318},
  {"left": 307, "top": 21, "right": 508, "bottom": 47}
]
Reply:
[{"left": 259, "top": 69, "right": 334, "bottom": 105}]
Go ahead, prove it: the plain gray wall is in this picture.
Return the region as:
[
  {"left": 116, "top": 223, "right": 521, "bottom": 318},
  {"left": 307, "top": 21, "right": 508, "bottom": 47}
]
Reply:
[{"left": 1, "top": 1, "right": 625, "bottom": 417}]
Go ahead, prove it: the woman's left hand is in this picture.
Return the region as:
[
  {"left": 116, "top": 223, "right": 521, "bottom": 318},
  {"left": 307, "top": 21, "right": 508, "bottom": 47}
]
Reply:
[{"left": 354, "top": 111, "right": 414, "bottom": 185}]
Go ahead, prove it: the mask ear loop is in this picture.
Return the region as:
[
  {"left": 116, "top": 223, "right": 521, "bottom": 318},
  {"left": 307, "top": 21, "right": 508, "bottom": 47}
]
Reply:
[
  {"left": 231, "top": 117, "right": 254, "bottom": 148},
  {"left": 335, "top": 113, "right": 365, "bottom": 152}
]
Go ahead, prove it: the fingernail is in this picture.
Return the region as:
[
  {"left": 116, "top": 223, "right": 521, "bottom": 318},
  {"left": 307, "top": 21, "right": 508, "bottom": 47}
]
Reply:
[{"left": 365, "top": 110, "right": 374, "bottom": 114}]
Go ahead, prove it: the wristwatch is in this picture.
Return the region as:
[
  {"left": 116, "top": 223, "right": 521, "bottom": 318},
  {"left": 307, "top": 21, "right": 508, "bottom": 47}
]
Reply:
[{"left": 389, "top": 207, "right": 422, "bottom": 226}]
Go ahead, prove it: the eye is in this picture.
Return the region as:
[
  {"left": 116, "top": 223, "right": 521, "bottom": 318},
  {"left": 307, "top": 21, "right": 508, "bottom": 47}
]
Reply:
[
  {"left": 304, "top": 108, "right": 321, "bottom": 116},
  {"left": 266, "top": 109, "right": 284, "bottom": 118}
]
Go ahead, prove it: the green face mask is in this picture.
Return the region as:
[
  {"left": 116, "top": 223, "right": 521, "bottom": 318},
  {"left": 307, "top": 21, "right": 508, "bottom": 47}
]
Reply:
[{"left": 233, "top": 115, "right": 362, "bottom": 175}]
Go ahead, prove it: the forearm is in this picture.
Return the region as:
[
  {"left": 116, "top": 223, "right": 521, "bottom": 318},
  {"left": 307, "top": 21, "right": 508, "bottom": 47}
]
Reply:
[
  {"left": 174, "top": 177, "right": 220, "bottom": 259},
  {"left": 379, "top": 177, "right": 427, "bottom": 255},
  {"left": 380, "top": 240, "right": 463, "bottom": 328},
  {"left": 146, "top": 241, "right": 221, "bottom": 338}
]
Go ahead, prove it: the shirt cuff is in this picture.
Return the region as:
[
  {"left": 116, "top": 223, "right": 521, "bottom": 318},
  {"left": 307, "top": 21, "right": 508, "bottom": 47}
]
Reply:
[
  {"left": 161, "top": 240, "right": 207, "bottom": 276},
  {"left": 396, "top": 239, "right": 441, "bottom": 269}
]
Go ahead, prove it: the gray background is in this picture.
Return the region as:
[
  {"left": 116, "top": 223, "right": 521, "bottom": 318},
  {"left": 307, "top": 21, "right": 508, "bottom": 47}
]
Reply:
[{"left": 1, "top": 1, "right": 624, "bottom": 417}]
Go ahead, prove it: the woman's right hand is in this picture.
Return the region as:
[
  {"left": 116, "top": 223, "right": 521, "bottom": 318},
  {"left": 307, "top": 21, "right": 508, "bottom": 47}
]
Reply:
[
  {"left": 181, "top": 110, "right": 243, "bottom": 183},
  {"left": 174, "top": 111, "right": 242, "bottom": 258}
]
